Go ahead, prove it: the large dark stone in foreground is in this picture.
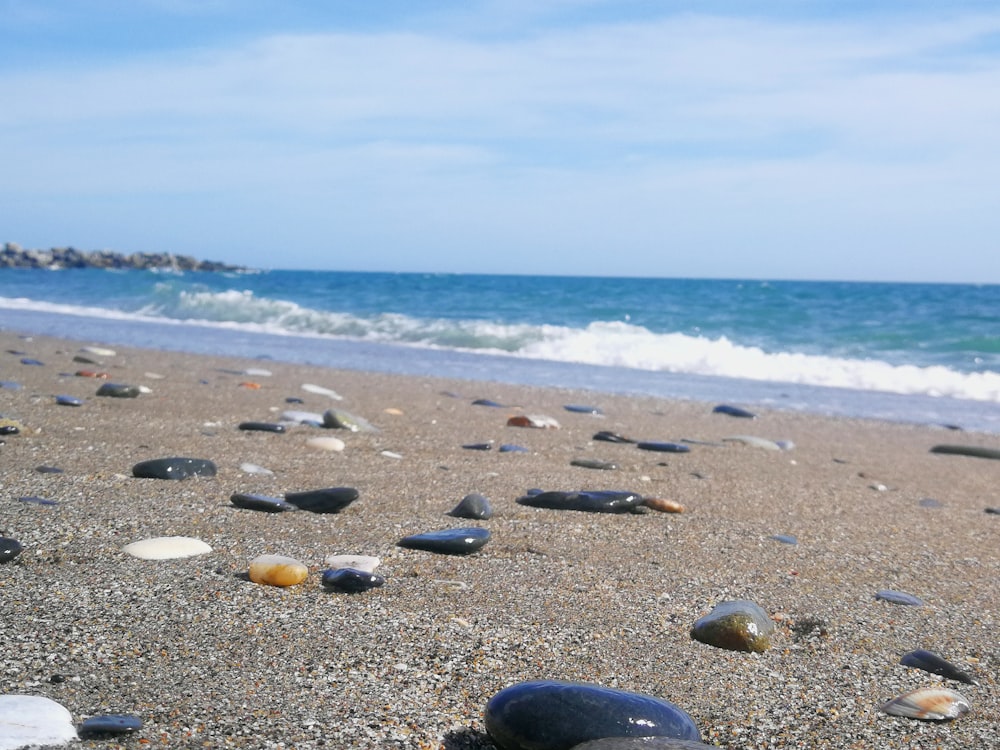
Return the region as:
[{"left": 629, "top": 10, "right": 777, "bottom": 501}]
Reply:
[
  {"left": 448, "top": 492, "right": 494, "bottom": 519},
  {"left": 690, "top": 600, "right": 774, "bottom": 653},
  {"left": 132, "top": 457, "right": 217, "bottom": 480},
  {"left": 485, "top": 680, "right": 701, "bottom": 750},
  {"left": 516, "top": 490, "right": 644, "bottom": 514},
  {"left": 397, "top": 527, "right": 490, "bottom": 555},
  {"left": 284, "top": 486, "right": 359, "bottom": 513}
]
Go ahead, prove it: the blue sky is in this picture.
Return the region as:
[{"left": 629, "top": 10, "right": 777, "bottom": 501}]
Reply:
[{"left": 3, "top": 1, "right": 1000, "bottom": 281}]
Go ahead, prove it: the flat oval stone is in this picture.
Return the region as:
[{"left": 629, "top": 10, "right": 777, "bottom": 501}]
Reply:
[
  {"left": 722, "top": 435, "right": 783, "bottom": 451},
  {"left": 55, "top": 394, "right": 84, "bottom": 406},
  {"left": 449, "top": 492, "right": 494, "bottom": 520},
  {"left": 302, "top": 383, "right": 343, "bottom": 400},
  {"left": 240, "top": 462, "right": 274, "bottom": 475},
  {"left": 321, "top": 567, "right": 386, "bottom": 592},
  {"left": 768, "top": 534, "right": 798, "bottom": 545},
  {"left": 690, "top": 599, "right": 774, "bottom": 652},
  {"left": 248, "top": 554, "right": 308, "bottom": 587},
  {"left": 517, "top": 490, "right": 644, "bottom": 514},
  {"left": 122, "top": 536, "right": 213, "bottom": 560},
  {"left": 96, "top": 382, "right": 141, "bottom": 398},
  {"left": 499, "top": 444, "right": 529, "bottom": 453},
  {"left": 472, "top": 398, "right": 505, "bottom": 407},
  {"left": 571, "top": 740, "right": 715, "bottom": 749},
  {"left": 78, "top": 713, "right": 143, "bottom": 737},
  {"left": 930, "top": 444, "right": 1000, "bottom": 460},
  {"left": 463, "top": 442, "right": 494, "bottom": 451},
  {"left": 305, "top": 436, "right": 346, "bottom": 452},
  {"left": 0, "top": 695, "right": 77, "bottom": 748},
  {"left": 637, "top": 442, "right": 690, "bottom": 453},
  {"left": 81, "top": 345, "right": 116, "bottom": 356},
  {"left": 485, "top": 680, "right": 702, "bottom": 750},
  {"left": 230, "top": 493, "right": 298, "bottom": 513},
  {"left": 324, "top": 554, "right": 381, "bottom": 573},
  {"left": 35, "top": 465, "right": 65, "bottom": 474},
  {"left": 593, "top": 431, "right": 634, "bottom": 443},
  {"left": 901, "top": 649, "right": 977, "bottom": 685},
  {"left": 322, "top": 408, "right": 377, "bottom": 432},
  {"left": 281, "top": 409, "right": 324, "bottom": 425},
  {"left": 132, "top": 457, "right": 217, "bottom": 480},
  {"left": 397, "top": 527, "right": 490, "bottom": 555},
  {"left": 18, "top": 496, "right": 58, "bottom": 506},
  {"left": 20, "top": 357, "right": 44, "bottom": 365},
  {"left": 0, "top": 537, "right": 24, "bottom": 563},
  {"left": 571, "top": 459, "right": 619, "bottom": 470},
  {"left": 238, "top": 421, "right": 286, "bottom": 433},
  {"left": 712, "top": 404, "right": 757, "bottom": 418},
  {"left": 284, "top": 486, "right": 359, "bottom": 513},
  {"left": 876, "top": 589, "right": 924, "bottom": 606},
  {"left": 564, "top": 404, "right": 603, "bottom": 415}
]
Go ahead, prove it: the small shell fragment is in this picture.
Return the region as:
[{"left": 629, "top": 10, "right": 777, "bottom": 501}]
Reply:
[
  {"left": 881, "top": 687, "right": 970, "bottom": 721},
  {"left": 644, "top": 497, "right": 685, "bottom": 513},
  {"left": 900, "top": 649, "right": 978, "bottom": 685},
  {"left": 507, "top": 414, "right": 561, "bottom": 429}
]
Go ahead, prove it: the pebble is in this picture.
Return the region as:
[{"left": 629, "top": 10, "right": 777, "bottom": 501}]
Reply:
[
  {"left": 690, "top": 599, "right": 775, "bottom": 652},
  {"left": 321, "top": 567, "right": 386, "bottom": 592},
  {"left": 240, "top": 462, "right": 274, "bottom": 475},
  {"left": 96, "top": 383, "right": 141, "bottom": 398},
  {"left": 0, "top": 380, "right": 22, "bottom": 389},
  {"left": 323, "top": 408, "right": 378, "bottom": 432},
  {"left": 881, "top": 687, "right": 971, "bottom": 721},
  {"left": 448, "top": 492, "right": 494, "bottom": 520},
  {"left": 713, "top": 404, "right": 757, "bottom": 418},
  {"left": 593, "top": 431, "right": 635, "bottom": 443},
  {"left": 230, "top": 493, "right": 298, "bottom": 513},
  {"left": 55, "top": 394, "right": 84, "bottom": 406},
  {"left": 564, "top": 404, "right": 603, "bottom": 415},
  {"left": 397, "top": 527, "right": 491, "bottom": 555},
  {"left": 0, "top": 537, "right": 24, "bottom": 563},
  {"left": 900, "top": 649, "right": 977, "bottom": 684},
  {"left": 248, "top": 554, "right": 309, "bottom": 587},
  {"left": 0, "top": 419, "right": 24, "bottom": 435},
  {"left": 20, "top": 357, "right": 44, "bottom": 365},
  {"left": 507, "top": 414, "right": 561, "bottom": 429},
  {"left": 463, "top": 442, "right": 494, "bottom": 451},
  {"left": 306, "top": 436, "right": 346, "bottom": 452},
  {"left": 499, "top": 444, "right": 529, "bottom": 453},
  {"left": 636, "top": 441, "right": 690, "bottom": 453},
  {"left": 78, "top": 713, "right": 143, "bottom": 738},
  {"left": 929, "top": 444, "right": 1000, "bottom": 460},
  {"left": 284, "top": 486, "right": 359, "bottom": 513},
  {"left": 644, "top": 498, "right": 684, "bottom": 513},
  {"left": 238, "top": 421, "right": 287, "bottom": 433},
  {"left": 919, "top": 497, "right": 944, "bottom": 508},
  {"left": 571, "top": 458, "right": 619, "bottom": 470},
  {"left": 76, "top": 369, "right": 111, "bottom": 378},
  {"left": 122, "top": 536, "right": 213, "bottom": 560},
  {"left": 324, "top": 554, "right": 381, "bottom": 573},
  {"left": 35, "top": 465, "right": 64, "bottom": 473},
  {"left": 570, "top": 740, "right": 714, "bottom": 749},
  {"left": 472, "top": 398, "right": 505, "bottom": 407},
  {"left": 0, "top": 695, "right": 78, "bottom": 749},
  {"left": 768, "top": 533, "right": 798, "bottom": 545},
  {"left": 875, "top": 589, "right": 924, "bottom": 606},
  {"left": 281, "top": 409, "right": 324, "bottom": 425},
  {"left": 484, "top": 680, "right": 702, "bottom": 750},
  {"left": 18, "top": 495, "right": 59, "bottom": 506},
  {"left": 301, "top": 383, "right": 343, "bottom": 400},
  {"left": 132, "top": 457, "right": 218, "bottom": 480},
  {"left": 517, "top": 490, "right": 645, "bottom": 514},
  {"left": 722, "top": 435, "right": 783, "bottom": 451},
  {"left": 81, "top": 345, "right": 116, "bottom": 356}
]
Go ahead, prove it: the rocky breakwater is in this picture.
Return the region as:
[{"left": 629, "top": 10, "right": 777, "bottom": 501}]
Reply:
[{"left": 0, "top": 242, "right": 246, "bottom": 272}]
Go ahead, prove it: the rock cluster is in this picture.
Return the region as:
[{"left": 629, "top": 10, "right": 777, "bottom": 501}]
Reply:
[{"left": 0, "top": 242, "right": 246, "bottom": 272}]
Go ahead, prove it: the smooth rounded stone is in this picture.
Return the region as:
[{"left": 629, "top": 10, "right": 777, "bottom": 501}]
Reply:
[
  {"left": 248, "top": 554, "right": 309, "bottom": 587},
  {"left": 321, "top": 567, "right": 386, "bottom": 592},
  {"left": 643, "top": 498, "right": 684, "bottom": 514},
  {"left": 284, "top": 486, "right": 359, "bottom": 513},
  {"left": 507, "top": 414, "right": 561, "bottom": 429},
  {"left": 690, "top": 599, "right": 774, "bottom": 653},
  {"left": 0, "top": 419, "right": 23, "bottom": 435},
  {"left": 324, "top": 554, "right": 381, "bottom": 573},
  {"left": 18, "top": 495, "right": 58, "bottom": 506},
  {"left": 55, "top": 394, "right": 84, "bottom": 406},
  {"left": 0, "top": 380, "right": 23, "bottom": 389},
  {"left": 472, "top": 398, "right": 505, "bottom": 407},
  {"left": 0, "top": 695, "right": 77, "bottom": 749},
  {"left": 564, "top": 404, "right": 603, "bottom": 415},
  {"left": 463, "top": 442, "right": 494, "bottom": 451},
  {"left": 20, "top": 357, "right": 44, "bottom": 365},
  {"left": 722, "top": 435, "right": 783, "bottom": 451},
  {"left": 122, "top": 536, "right": 213, "bottom": 560},
  {"left": 930, "top": 444, "right": 1000, "bottom": 460},
  {"left": 881, "top": 687, "right": 970, "bottom": 721},
  {"left": 876, "top": 589, "right": 925, "bottom": 606},
  {"left": 571, "top": 739, "right": 715, "bottom": 749},
  {"left": 919, "top": 497, "right": 944, "bottom": 508},
  {"left": 238, "top": 421, "right": 286, "bottom": 433},
  {"left": 986, "top": 507, "right": 1000, "bottom": 515},
  {"left": 901, "top": 649, "right": 978, "bottom": 685},
  {"left": 230, "top": 493, "right": 298, "bottom": 513},
  {"left": 132, "top": 457, "right": 217, "bottom": 480},
  {"left": 397, "top": 527, "right": 491, "bottom": 555},
  {"left": 484, "top": 680, "right": 702, "bottom": 750},
  {"left": 81, "top": 345, "right": 116, "bottom": 356},
  {"left": 281, "top": 409, "right": 324, "bottom": 425},
  {"left": 301, "top": 382, "right": 343, "bottom": 400},
  {"left": 768, "top": 533, "right": 798, "bottom": 545},
  {"left": 593, "top": 431, "right": 635, "bottom": 443},
  {"left": 571, "top": 458, "right": 619, "bottom": 470},
  {"left": 306, "top": 436, "right": 346, "bottom": 452},
  {"left": 322, "top": 408, "right": 377, "bottom": 432},
  {"left": 78, "top": 713, "right": 143, "bottom": 737},
  {"left": 517, "top": 490, "right": 645, "bottom": 514},
  {"left": 499, "top": 444, "right": 529, "bottom": 453},
  {"left": 285, "top": 396, "right": 305, "bottom": 404},
  {"left": 240, "top": 462, "right": 274, "bottom": 475},
  {"left": 636, "top": 441, "right": 690, "bottom": 453},
  {"left": 448, "top": 492, "right": 494, "bottom": 520},
  {"left": 0, "top": 537, "right": 24, "bottom": 563},
  {"left": 96, "top": 382, "right": 141, "bottom": 398},
  {"left": 35, "top": 465, "right": 64, "bottom": 473},
  {"left": 712, "top": 404, "right": 757, "bottom": 418}
]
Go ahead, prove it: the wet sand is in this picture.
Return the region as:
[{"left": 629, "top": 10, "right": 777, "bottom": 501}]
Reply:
[{"left": 1, "top": 331, "right": 997, "bottom": 748}]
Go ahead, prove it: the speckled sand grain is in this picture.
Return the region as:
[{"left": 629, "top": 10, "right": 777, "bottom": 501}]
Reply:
[{"left": 1, "top": 332, "right": 997, "bottom": 749}]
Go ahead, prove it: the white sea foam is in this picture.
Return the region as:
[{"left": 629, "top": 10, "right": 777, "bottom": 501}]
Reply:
[{"left": 3, "top": 293, "right": 999, "bottom": 403}]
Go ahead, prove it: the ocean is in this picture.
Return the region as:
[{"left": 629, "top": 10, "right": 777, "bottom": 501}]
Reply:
[{"left": 2, "top": 268, "right": 999, "bottom": 432}]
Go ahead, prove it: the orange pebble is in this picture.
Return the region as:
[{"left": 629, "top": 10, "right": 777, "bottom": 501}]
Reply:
[
  {"left": 75, "top": 370, "right": 111, "bottom": 379},
  {"left": 238, "top": 381, "right": 262, "bottom": 389},
  {"left": 644, "top": 497, "right": 685, "bottom": 513}
]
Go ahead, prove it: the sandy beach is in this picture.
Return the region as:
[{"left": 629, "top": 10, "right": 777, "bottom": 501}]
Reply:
[{"left": 1, "top": 330, "right": 997, "bottom": 749}]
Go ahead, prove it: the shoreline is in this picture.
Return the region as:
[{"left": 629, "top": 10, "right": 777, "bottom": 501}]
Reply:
[{"left": 2, "top": 331, "right": 998, "bottom": 748}]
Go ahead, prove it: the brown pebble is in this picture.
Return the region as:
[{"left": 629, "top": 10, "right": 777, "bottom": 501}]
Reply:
[{"left": 645, "top": 497, "right": 685, "bottom": 513}]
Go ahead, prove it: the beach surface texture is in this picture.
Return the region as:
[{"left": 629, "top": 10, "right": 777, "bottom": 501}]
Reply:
[{"left": 1, "top": 332, "right": 997, "bottom": 749}]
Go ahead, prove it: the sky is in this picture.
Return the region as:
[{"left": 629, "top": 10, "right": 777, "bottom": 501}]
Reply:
[{"left": 2, "top": 1, "right": 1000, "bottom": 282}]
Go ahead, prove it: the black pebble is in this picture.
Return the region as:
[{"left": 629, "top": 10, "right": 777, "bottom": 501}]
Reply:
[
  {"left": 78, "top": 714, "right": 143, "bottom": 738},
  {"left": 321, "top": 568, "right": 385, "bottom": 592},
  {"left": 284, "top": 487, "right": 359, "bottom": 513}
]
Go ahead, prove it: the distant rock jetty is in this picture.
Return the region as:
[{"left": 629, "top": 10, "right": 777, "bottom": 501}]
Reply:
[{"left": 0, "top": 242, "right": 247, "bottom": 272}]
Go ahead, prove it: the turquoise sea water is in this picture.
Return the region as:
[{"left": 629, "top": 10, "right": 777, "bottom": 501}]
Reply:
[{"left": 2, "top": 268, "right": 999, "bottom": 431}]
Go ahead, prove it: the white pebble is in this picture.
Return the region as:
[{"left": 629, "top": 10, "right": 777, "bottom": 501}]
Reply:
[
  {"left": 306, "top": 436, "right": 345, "bottom": 452},
  {"left": 81, "top": 346, "right": 115, "bottom": 356},
  {"left": 302, "top": 383, "right": 343, "bottom": 400},
  {"left": 240, "top": 462, "right": 274, "bottom": 475},
  {"left": 122, "top": 536, "right": 213, "bottom": 560},
  {"left": 324, "top": 554, "right": 381, "bottom": 573},
  {"left": 0, "top": 695, "right": 77, "bottom": 749}
]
